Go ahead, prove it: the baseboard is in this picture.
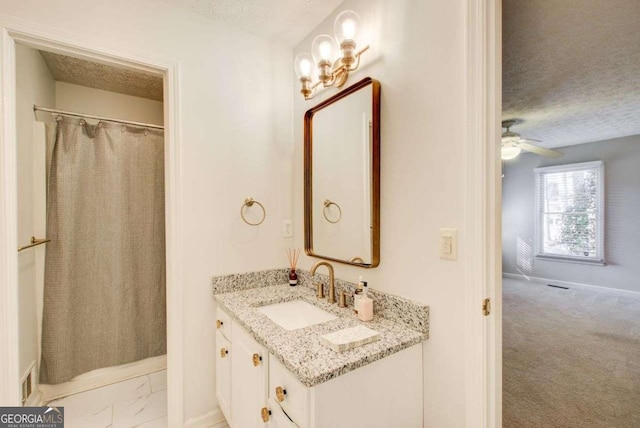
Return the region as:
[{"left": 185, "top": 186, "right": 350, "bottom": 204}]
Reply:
[
  {"left": 503, "top": 272, "right": 640, "bottom": 296},
  {"left": 185, "top": 406, "right": 226, "bottom": 428}
]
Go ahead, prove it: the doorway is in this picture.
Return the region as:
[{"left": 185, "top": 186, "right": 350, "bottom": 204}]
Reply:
[
  {"left": 0, "top": 22, "right": 183, "bottom": 426},
  {"left": 500, "top": 1, "right": 640, "bottom": 426}
]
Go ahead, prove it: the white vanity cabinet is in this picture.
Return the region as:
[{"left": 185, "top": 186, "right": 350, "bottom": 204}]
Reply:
[{"left": 215, "top": 307, "right": 423, "bottom": 428}]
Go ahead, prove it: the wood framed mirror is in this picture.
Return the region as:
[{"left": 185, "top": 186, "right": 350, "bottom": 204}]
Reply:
[{"left": 304, "top": 77, "right": 380, "bottom": 268}]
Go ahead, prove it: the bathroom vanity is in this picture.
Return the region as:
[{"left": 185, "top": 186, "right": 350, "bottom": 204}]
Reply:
[{"left": 213, "top": 269, "right": 429, "bottom": 428}]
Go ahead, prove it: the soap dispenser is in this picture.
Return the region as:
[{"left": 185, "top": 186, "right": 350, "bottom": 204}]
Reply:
[{"left": 357, "top": 282, "right": 373, "bottom": 322}]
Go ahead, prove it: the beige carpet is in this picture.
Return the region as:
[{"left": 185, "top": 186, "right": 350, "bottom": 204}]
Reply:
[{"left": 503, "top": 276, "right": 640, "bottom": 428}]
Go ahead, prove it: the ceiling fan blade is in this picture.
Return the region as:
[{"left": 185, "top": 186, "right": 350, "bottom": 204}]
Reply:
[
  {"left": 523, "top": 137, "right": 543, "bottom": 143},
  {"left": 518, "top": 142, "right": 564, "bottom": 158}
]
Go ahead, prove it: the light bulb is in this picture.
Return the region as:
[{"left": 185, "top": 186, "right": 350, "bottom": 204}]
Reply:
[
  {"left": 342, "top": 18, "right": 356, "bottom": 40},
  {"left": 311, "top": 34, "right": 338, "bottom": 64},
  {"left": 300, "top": 59, "right": 311, "bottom": 76},
  {"left": 319, "top": 41, "right": 332, "bottom": 60},
  {"left": 334, "top": 10, "right": 361, "bottom": 44},
  {"left": 294, "top": 52, "right": 314, "bottom": 79},
  {"left": 501, "top": 144, "right": 522, "bottom": 160}
]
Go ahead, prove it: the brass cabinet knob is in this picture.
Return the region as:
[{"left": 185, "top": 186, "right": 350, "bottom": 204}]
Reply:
[
  {"left": 275, "top": 386, "right": 287, "bottom": 402},
  {"left": 252, "top": 353, "right": 262, "bottom": 367},
  {"left": 216, "top": 319, "right": 223, "bottom": 329},
  {"left": 261, "top": 407, "right": 271, "bottom": 422},
  {"left": 220, "top": 348, "right": 228, "bottom": 358}
]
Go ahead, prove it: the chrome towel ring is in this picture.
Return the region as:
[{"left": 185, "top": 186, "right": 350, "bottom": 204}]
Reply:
[
  {"left": 241, "top": 197, "right": 266, "bottom": 226},
  {"left": 323, "top": 199, "right": 342, "bottom": 224}
]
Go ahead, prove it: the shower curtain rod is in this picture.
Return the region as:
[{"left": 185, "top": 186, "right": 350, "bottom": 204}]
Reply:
[{"left": 33, "top": 105, "right": 165, "bottom": 130}]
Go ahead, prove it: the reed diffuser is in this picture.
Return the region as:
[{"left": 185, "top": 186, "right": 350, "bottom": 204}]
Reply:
[{"left": 287, "top": 248, "right": 301, "bottom": 286}]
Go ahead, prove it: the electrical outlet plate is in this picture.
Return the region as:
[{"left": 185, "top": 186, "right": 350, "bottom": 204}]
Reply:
[
  {"left": 282, "top": 220, "right": 293, "bottom": 238},
  {"left": 439, "top": 228, "right": 458, "bottom": 260}
]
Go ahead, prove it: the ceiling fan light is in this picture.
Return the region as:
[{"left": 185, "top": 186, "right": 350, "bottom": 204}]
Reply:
[{"left": 501, "top": 145, "right": 522, "bottom": 160}]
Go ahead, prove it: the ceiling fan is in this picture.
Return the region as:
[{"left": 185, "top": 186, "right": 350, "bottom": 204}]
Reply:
[{"left": 501, "top": 120, "right": 563, "bottom": 160}]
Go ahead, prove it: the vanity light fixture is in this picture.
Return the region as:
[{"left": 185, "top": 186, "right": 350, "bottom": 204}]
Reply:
[{"left": 294, "top": 10, "right": 370, "bottom": 100}]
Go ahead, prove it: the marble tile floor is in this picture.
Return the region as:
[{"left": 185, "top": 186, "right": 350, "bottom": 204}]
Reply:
[{"left": 47, "top": 370, "right": 228, "bottom": 428}]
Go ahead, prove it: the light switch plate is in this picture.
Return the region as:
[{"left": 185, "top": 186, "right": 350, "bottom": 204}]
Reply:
[{"left": 439, "top": 228, "right": 458, "bottom": 260}]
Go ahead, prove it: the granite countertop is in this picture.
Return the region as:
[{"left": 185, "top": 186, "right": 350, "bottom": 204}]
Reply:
[{"left": 214, "top": 281, "right": 428, "bottom": 387}]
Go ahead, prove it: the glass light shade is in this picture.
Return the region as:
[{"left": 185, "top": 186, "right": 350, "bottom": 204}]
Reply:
[
  {"left": 311, "top": 34, "right": 339, "bottom": 64},
  {"left": 334, "top": 10, "right": 361, "bottom": 43},
  {"left": 294, "top": 52, "right": 314, "bottom": 78},
  {"left": 501, "top": 143, "right": 522, "bottom": 160}
]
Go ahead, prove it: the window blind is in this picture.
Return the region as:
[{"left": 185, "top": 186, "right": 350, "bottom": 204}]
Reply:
[{"left": 534, "top": 161, "right": 604, "bottom": 263}]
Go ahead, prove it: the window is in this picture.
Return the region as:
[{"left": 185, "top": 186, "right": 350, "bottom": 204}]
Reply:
[{"left": 534, "top": 161, "right": 604, "bottom": 264}]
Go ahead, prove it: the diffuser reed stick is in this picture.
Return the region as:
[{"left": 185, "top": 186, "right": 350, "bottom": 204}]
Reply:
[{"left": 287, "top": 248, "right": 301, "bottom": 270}]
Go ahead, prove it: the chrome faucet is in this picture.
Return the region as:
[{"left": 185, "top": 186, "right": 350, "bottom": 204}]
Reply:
[{"left": 310, "top": 261, "right": 336, "bottom": 303}]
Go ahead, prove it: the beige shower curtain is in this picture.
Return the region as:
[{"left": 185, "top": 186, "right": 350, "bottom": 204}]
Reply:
[{"left": 40, "top": 116, "right": 166, "bottom": 384}]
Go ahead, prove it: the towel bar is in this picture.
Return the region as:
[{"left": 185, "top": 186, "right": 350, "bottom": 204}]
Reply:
[{"left": 18, "top": 236, "right": 50, "bottom": 252}]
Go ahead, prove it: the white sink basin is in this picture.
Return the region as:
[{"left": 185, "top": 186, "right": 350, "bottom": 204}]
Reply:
[{"left": 258, "top": 300, "right": 337, "bottom": 330}]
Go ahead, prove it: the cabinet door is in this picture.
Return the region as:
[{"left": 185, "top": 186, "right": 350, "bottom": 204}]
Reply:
[
  {"left": 231, "top": 322, "right": 268, "bottom": 428},
  {"left": 215, "top": 330, "right": 231, "bottom": 424}
]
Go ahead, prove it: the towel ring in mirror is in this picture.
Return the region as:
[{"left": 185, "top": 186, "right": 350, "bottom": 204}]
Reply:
[
  {"left": 322, "top": 199, "right": 342, "bottom": 224},
  {"left": 241, "top": 197, "right": 266, "bottom": 226}
]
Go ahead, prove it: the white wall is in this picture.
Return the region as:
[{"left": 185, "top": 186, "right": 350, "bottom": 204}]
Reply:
[
  {"left": 1, "top": 1, "right": 293, "bottom": 422},
  {"left": 503, "top": 135, "right": 640, "bottom": 293},
  {"left": 55, "top": 81, "right": 164, "bottom": 125},
  {"left": 15, "top": 44, "right": 55, "bottom": 390},
  {"left": 293, "top": 1, "right": 468, "bottom": 426}
]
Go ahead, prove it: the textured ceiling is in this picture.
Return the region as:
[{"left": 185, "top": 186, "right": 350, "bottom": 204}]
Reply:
[
  {"left": 40, "top": 51, "right": 163, "bottom": 101},
  {"left": 503, "top": 0, "right": 640, "bottom": 148},
  {"left": 162, "top": 0, "right": 343, "bottom": 46},
  {"left": 38, "top": 1, "right": 341, "bottom": 102}
]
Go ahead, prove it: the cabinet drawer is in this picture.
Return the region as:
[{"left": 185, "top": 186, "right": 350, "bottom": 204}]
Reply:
[
  {"left": 216, "top": 306, "right": 232, "bottom": 340},
  {"left": 269, "top": 356, "right": 309, "bottom": 427},
  {"left": 264, "top": 398, "right": 299, "bottom": 427}
]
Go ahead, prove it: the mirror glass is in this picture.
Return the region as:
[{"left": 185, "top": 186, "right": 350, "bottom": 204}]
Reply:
[{"left": 304, "top": 77, "right": 380, "bottom": 267}]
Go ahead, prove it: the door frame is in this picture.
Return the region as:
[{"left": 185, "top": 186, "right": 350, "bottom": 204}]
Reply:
[
  {"left": 0, "top": 18, "right": 184, "bottom": 425},
  {"left": 465, "top": 0, "right": 502, "bottom": 426}
]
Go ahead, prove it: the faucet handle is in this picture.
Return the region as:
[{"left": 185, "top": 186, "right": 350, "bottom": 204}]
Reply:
[
  {"left": 338, "top": 290, "right": 347, "bottom": 308},
  {"left": 316, "top": 282, "right": 325, "bottom": 299}
]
